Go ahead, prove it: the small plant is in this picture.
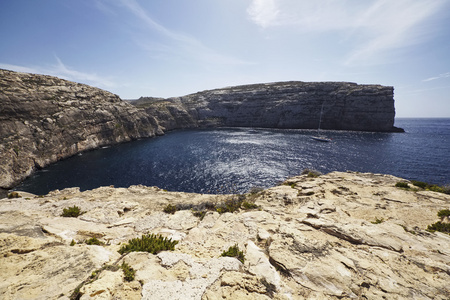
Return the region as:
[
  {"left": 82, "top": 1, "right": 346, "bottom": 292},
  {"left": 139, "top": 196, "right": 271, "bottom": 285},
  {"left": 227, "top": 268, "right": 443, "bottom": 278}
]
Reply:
[
  {"left": 61, "top": 205, "right": 84, "bottom": 218},
  {"left": 427, "top": 222, "right": 450, "bottom": 234},
  {"left": 221, "top": 244, "right": 245, "bottom": 263},
  {"left": 70, "top": 239, "right": 76, "bottom": 246},
  {"left": 216, "top": 197, "right": 243, "bottom": 214},
  {"left": 192, "top": 210, "right": 207, "bottom": 220},
  {"left": 242, "top": 201, "right": 259, "bottom": 210},
  {"left": 411, "top": 180, "right": 427, "bottom": 189},
  {"left": 163, "top": 204, "right": 177, "bottom": 214},
  {"left": 7, "top": 191, "right": 21, "bottom": 198},
  {"left": 427, "top": 209, "right": 450, "bottom": 235},
  {"left": 437, "top": 209, "right": 450, "bottom": 220},
  {"left": 85, "top": 237, "right": 103, "bottom": 246},
  {"left": 118, "top": 234, "right": 178, "bottom": 255},
  {"left": 301, "top": 169, "right": 322, "bottom": 178},
  {"left": 371, "top": 217, "right": 384, "bottom": 224},
  {"left": 395, "top": 182, "right": 409, "bottom": 189},
  {"left": 121, "top": 262, "right": 136, "bottom": 282}
]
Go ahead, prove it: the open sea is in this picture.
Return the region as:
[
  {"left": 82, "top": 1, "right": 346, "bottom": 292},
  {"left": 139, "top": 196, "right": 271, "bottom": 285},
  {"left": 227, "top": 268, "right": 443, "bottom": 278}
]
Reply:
[{"left": 15, "top": 118, "right": 450, "bottom": 195}]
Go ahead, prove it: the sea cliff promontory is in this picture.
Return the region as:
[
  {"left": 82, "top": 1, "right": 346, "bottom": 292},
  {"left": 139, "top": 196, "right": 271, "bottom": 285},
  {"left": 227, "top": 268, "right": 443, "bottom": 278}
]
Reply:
[
  {"left": 131, "top": 81, "right": 402, "bottom": 132},
  {"left": 1, "top": 69, "right": 401, "bottom": 189},
  {"left": 1, "top": 171, "right": 449, "bottom": 299}
]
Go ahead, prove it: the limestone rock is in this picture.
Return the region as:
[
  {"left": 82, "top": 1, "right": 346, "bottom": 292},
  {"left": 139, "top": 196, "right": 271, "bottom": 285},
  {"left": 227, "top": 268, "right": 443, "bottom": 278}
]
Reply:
[
  {"left": 0, "top": 69, "right": 161, "bottom": 188},
  {"left": 133, "top": 81, "right": 401, "bottom": 133},
  {"left": 0, "top": 171, "right": 448, "bottom": 299}
]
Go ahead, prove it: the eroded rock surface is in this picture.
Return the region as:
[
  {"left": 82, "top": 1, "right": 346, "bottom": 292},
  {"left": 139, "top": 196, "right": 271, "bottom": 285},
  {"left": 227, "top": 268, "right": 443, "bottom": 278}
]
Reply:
[
  {"left": 132, "top": 81, "right": 400, "bottom": 132},
  {"left": 0, "top": 69, "right": 162, "bottom": 188},
  {"left": 1, "top": 172, "right": 448, "bottom": 299}
]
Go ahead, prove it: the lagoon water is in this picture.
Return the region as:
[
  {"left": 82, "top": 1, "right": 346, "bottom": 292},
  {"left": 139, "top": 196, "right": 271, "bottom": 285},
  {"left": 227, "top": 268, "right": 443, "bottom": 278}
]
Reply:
[{"left": 16, "top": 118, "right": 450, "bottom": 195}]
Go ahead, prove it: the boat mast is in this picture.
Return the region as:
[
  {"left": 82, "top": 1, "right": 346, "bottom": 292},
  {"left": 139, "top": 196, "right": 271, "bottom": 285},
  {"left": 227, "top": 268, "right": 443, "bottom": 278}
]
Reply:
[{"left": 318, "top": 102, "right": 324, "bottom": 134}]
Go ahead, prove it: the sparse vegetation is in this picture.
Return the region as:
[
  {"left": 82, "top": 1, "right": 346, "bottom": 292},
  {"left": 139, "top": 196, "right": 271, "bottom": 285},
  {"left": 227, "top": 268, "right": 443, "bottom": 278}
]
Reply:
[
  {"left": 61, "top": 205, "right": 84, "bottom": 218},
  {"left": 427, "top": 209, "right": 450, "bottom": 235},
  {"left": 121, "top": 262, "right": 136, "bottom": 282},
  {"left": 215, "top": 196, "right": 245, "bottom": 214},
  {"left": 192, "top": 210, "right": 207, "bottom": 220},
  {"left": 85, "top": 237, "right": 103, "bottom": 246},
  {"left": 301, "top": 169, "right": 322, "bottom": 178},
  {"left": 410, "top": 180, "right": 450, "bottom": 194},
  {"left": 395, "top": 182, "right": 409, "bottom": 189},
  {"left": 437, "top": 209, "right": 450, "bottom": 219},
  {"left": 371, "top": 217, "right": 384, "bottom": 224},
  {"left": 221, "top": 244, "right": 245, "bottom": 263},
  {"left": 427, "top": 222, "right": 450, "bottom": 234},
  {"left": 163, "top": 204, "right": 177, "bottom": 214},
  {"left": 70, "top": 239, "right": 76, "bottom": 246},
  {"left": 118, "top": 234, "right": 178, "bottom": 255},
  {"left": 7, "top": 191, "right": 21, "bottom": 198},
  {"left": 242, "top": 201, "right": 259, "bottom": 210}
]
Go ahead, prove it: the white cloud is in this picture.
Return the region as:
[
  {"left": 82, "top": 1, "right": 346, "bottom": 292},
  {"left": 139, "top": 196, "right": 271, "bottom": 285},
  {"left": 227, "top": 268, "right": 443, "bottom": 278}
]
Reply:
[
  {"left": 247, "top": 0, "right": 280, "bottom": 28},
  {"left": 246, "top": 0, "right": 447, "bottom": 65},
  {"left": 422, "top": 72, "right": 450, "bottom": 82}
]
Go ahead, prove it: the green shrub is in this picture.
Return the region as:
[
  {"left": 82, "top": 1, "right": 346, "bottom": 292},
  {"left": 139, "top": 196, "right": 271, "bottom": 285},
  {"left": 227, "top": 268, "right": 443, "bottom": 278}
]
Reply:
[
  {"left": 242, "top": 201, "right": 259, "bottom": 210},
  {"left": 427, "top": 185, "right": 445, "bottom": 193},
  {"left": 118, "top": 234, "right": 178, "bottom": 255},
  {"left": 7, "top": 191, "right": 21, "bottom": 198},
  {"left": 216, "top": 197, "right": 243, "bottom": 214},
  {"left": 301, "top": 169, "right": 322, "bottom": 178},
  {"left": 61, "top": 205, "right": 84, "bottom": 217},
  {"left": 410, "top": 180, "right": 450, "bottom": 194},
  {"left": 221, "top": 244, "right": 245, "bottom": 263},
  {"left": 427, "top": 221, "right": 450, "bottom": 234},
  {"left": 70, "top": 239, "right": 76, "bottom": 246},
  {"left": 395, "top": 182, "right": 409, "bottom": 188},
  {"left": 85, "top": 237, "right": 103, "bottom": 246},
  {"left": 121, "top": 262, "right": 136, "bottom": 282},
  {"left": 437, "top": 209, "right": 450, "bottom": 219},
  {"left": 163, "top": 204, "right": 177, "bottom": 214},
  {"left": 411, "top": 180, "right": 427, "bottom": 189}
]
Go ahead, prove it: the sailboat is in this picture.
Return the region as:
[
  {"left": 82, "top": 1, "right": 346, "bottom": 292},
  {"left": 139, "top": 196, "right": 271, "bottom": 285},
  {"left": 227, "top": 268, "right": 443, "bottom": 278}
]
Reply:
[{"left": 311, "top": 102, "right": 332, "bottom": 142}]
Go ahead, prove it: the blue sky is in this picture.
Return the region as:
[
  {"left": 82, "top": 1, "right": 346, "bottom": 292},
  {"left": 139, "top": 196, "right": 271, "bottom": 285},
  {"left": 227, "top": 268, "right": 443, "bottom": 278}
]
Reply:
[{"left": 1, "top": 0, "right": 449, "bottom": 117}]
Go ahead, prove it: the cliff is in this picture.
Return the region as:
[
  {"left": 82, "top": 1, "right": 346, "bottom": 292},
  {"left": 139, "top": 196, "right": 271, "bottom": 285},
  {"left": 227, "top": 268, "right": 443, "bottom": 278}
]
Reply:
[
  {"left": 1, "top": 172, "right": 449, "bottom": 299},
  {"left": 0, "top": 69, "right": 162, "bottom": 189},
  {"left": 132, "top": 81, "right": 401, "bottom": 132}
]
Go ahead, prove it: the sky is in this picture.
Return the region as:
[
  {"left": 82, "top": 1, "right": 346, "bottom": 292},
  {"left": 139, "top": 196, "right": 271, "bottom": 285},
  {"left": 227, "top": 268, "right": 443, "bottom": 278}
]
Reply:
[{"left": 1, "top": 0, "right": 449, "bottom": 118}]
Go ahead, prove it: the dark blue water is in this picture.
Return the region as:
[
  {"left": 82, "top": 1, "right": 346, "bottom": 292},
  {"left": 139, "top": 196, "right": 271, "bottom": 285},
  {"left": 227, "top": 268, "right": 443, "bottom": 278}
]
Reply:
[{"left": 15, "top": 118, "right": 450, "bottom": 195}]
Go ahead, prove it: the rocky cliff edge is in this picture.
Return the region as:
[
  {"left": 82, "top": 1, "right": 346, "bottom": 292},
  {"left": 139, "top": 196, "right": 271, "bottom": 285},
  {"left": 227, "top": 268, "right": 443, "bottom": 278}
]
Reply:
[
  {"left": 0, "top": 69, "right": 163, "bottom": 189},
  {"left": 132, "top": 81, "right": 402, "bottom": 132},
  {"left": 1, "top": 172, "right": 449, "bottom": 299}
]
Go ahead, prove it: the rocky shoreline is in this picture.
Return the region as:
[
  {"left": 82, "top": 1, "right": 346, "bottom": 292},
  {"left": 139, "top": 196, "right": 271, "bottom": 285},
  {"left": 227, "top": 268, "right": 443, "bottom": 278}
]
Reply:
[{"left": 1, "top": 171, "right": 449, "bottom": 299}]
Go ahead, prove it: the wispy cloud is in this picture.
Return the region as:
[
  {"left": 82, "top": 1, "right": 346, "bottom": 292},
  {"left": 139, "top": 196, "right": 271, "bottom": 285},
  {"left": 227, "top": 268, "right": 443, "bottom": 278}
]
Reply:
[
  {"left": 246, "top": 0, "right": 447, "bottom": 65},
  {"left": 114, "top": 0, "right": 251, "bottom": 66},
  {"left": 422, "top": 72, "right": 450, "bottom": 82},
  {"left": 0, "top": 57, "right": 115, "bottom": 89},
  {"left": 247, "top": 0, "right": 280, "bottom": 28}
]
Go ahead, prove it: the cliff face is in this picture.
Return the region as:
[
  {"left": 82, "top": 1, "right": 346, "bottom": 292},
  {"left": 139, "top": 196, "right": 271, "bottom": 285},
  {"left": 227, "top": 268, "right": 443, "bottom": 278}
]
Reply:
[
  {"left": 0, "top": 69, "right": 162, "bottom": 189},
  {"left": 135, "top": 81, "right": 400, "bottom": 132},
  {"left": 1, "top": 172, "right": 449, "bottom": 299}
]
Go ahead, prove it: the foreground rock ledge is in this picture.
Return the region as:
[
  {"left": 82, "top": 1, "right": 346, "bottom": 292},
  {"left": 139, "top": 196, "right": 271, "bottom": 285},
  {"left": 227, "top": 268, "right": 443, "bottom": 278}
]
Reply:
[{"left": 1, "top": 172, "right": 449, "bottom": 300}]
